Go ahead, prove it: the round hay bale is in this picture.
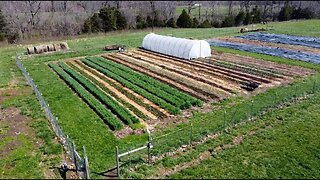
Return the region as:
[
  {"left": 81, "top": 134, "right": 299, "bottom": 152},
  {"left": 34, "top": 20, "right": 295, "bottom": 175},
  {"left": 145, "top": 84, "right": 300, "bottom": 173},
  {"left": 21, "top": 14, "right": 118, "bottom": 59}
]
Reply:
[
  {"left": 53, "top": 43, "right": 61, "bottom": 51},
  {"left": 27, "top": 47, "right": 35, "bottom": 54},
  {"left": 60, "top": 42, "right": 69, "bottom": 50},
  {"left": 47, "top": 44, "right": 55, "bottom": 51},
  {"left": 42, "top": 45, "right": 48, "bottom": 52},
  {"left": 34, "top": 45, "right": 44, "bottom": 54}
]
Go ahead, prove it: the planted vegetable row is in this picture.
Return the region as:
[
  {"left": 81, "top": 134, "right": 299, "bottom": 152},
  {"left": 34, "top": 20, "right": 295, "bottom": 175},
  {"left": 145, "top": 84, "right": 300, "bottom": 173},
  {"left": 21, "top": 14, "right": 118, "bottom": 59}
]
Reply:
[
  {"left": 67, "top": 61, "right": 147, "bottom": 119},
  {"left": 92, "top": 56, "right": 202, "bottom": 107},
  {"left": 86, "top": 57, "right": 186, "bottom": 109},
  {"left": 59, "top": 62, "right": 139, "bottom": 124},
  {"left": 48, "top": 63, "right": 123, "bottom": 130},
  {"left": 82, "top": 59, "right": 181, "bottom": 115},
  {"left": 74, "top": 61, "right": 166, "bottom": 118}
]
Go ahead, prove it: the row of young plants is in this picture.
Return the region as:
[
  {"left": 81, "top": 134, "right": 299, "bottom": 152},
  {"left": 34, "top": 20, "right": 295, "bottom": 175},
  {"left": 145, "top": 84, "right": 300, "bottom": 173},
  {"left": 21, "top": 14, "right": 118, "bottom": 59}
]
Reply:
[
  {"left": 212, "top": 60, "right": 283, "bottom": 79},
  {"left": 81, "top": 58, "right": 181, "bottom": 115},
  {"left": 48, "top": 63, "right": 123, "bottom": 130},
  {"left": 66, "top": 61, "right": 147, "bottom": 120},
  {"left": 86, "top": 56, "right": 190, "bottom": 110},
  {"left": 59, "top": 62, "right": 139, "bottom": 125},
  {"left": 93, "top": 56, "right": 202, "bottom": 107},
  {"left": 74, "top": 61, "right": 166, "bottom": 118}
]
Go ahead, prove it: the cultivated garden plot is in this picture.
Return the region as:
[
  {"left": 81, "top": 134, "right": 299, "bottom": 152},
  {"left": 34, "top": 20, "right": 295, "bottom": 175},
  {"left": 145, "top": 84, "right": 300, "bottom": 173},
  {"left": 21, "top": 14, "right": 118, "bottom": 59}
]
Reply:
[
  {"left": 47, "top": 47, "right": 314, "bottom": 138},
  {"left": 107, "top": 48, "right": 312, "bottom": 99},
  {"left": 48, "top": 57, "right": 202, "bottom": 135}
]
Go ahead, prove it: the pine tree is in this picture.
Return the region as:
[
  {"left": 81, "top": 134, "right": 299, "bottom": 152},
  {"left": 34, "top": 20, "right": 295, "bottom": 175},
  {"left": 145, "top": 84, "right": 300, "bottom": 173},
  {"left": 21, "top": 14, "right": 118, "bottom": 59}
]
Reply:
[
  {"left": 91, "top": 13, "right": 102, "bottom": 33},
  {"left": 252, "top": 6, "right": 262, "bottom": 23},
  {"left": 243, "top": 10, "right": 252, "bottom": 25},
  {"left": 235, "top": 11, "right": 245, "bottom": 26},
  {"left": 115, "top": 9, "right": 127, "bottom": 30},
  {"left": 99, "top": 7, "right": 116, "bottom": 32},
  {"left": 136, "top": 14, "right": 146, "bottom": 29},
  {"left": 176, "top": 9, "right": 193, "bottom": 28},
  {"left": 192, "top": 17, "right": 199, "bottom": 28},
  {"left": 166, "top": 18, "right": 177, "bottom": 28}
]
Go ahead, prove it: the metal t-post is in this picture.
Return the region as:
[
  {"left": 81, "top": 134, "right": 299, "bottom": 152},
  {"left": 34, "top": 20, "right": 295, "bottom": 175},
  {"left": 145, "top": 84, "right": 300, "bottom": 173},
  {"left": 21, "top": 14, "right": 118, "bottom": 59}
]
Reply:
[
  {"left": 116, "top": 146, "right": 120, "bottom": 177},
  {"left": 147, "top": 128, "right": 152, "bottom": 163},
  {"left": 313, "top": 80, "right": 316, "bottom": 92},
  {"left": 189, "top": 121, "right": 193, "bottom": 145},
  {"left": 251, "top": 100, "right": 254, "bottom": 120},
  {"left": 83, "top": 146, "right": 90, "bottom": 179}
]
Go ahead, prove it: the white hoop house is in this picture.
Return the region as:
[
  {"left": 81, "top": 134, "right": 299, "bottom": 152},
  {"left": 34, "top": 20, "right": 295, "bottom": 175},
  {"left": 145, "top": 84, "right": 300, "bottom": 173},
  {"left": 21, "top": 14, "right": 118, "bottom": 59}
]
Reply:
[{"left": 141, "top": 33, "right": 211, "bottom": 60}]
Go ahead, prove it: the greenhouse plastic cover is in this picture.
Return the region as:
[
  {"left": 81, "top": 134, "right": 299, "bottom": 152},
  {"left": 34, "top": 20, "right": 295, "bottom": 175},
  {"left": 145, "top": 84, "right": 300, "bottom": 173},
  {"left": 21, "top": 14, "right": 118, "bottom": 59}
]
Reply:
[{"left": 142, "top": 33, "right": 211, "bottom": 60}]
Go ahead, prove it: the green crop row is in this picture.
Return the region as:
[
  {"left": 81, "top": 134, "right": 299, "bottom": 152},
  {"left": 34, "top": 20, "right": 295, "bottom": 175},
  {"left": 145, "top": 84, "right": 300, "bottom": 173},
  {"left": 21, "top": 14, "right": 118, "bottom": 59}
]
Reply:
[
  {"left": 74, "top": 61, "right": 166, "bottom": 118},
  {"left": 59, "top": 62, "right": 139, "bottom": 124},
  {"left": 48, "top": 63, "right": 123, "bottom": 130},
  {"left": 82, "top": 59, "right": 181, "bottom": 115},
  {"left": 86, "top": 57, "right": 187, "bottom": 109},
  {"left": 92, "top": 56, "right": 203, "bottom": 107},
  {"left": 66, "top": 61, "right": 147, "bottom": 120}
]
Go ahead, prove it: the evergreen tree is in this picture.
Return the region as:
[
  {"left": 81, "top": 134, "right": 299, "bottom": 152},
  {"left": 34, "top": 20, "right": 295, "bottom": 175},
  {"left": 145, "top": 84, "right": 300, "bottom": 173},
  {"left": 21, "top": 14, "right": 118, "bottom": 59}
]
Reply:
[
  {"left": 235, "top": 11, "right": 245, "bottom": 26},
  {"left": 243, "top": 10, "right": 252, "bottom": 25},
  {"left": 90, "top": 13, "right": 102, "bottom": 33},
  {"left": 99, "top": 7, "right": 116, "bottom": 32},
  {"left": 115, "top": 9, "right": 127, "bottom": 30},
  {"left": 199, "top": 19, "right": 212, "bottom": 28},
  {"left": 176, "top": 9, "right": 193, "bottom": 28},
  {"left": 146, "top": 15, "right": 153, "bottom": 28},
  {"left": 251, "top": 6, "right": 262, "bottom": 23},
  {"left": 82, "top": 18, "right": 92, "bottom": 33},
  {"left": 278, "top": 2, "right": 294, "bottom": 21},
  {"left": 136, "top": 14, "right": 146, "bottom": 29},
  {"left": 166, "top": 17, "right": 177, "bottom": 28},
  {"left": 222, "top": 15, "right": 235, "bottom": 27},
  {"left": 192, "top": 17, "right": 199, "bottom": 28}
]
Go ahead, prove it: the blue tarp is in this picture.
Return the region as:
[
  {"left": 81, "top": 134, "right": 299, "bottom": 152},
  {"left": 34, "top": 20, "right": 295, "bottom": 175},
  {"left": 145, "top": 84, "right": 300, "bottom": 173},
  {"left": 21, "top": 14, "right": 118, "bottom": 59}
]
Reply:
[
  {"left": 208, "top": 40, "right": 320, "bottom": 64},
  {"left": 237, "top": 32, "right": 320, "bottom": 49}
]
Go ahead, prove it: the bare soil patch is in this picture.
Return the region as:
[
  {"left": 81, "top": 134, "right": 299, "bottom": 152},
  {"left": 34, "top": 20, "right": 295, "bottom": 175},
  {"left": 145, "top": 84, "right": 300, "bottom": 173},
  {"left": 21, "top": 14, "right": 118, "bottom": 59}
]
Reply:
[{"left": 211, "top": 51, "right": 314, "bottom": 77}]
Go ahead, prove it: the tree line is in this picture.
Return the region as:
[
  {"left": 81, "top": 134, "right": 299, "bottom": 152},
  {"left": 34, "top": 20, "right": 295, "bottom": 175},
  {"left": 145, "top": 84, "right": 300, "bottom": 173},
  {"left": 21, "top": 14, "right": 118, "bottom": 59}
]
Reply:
[{"left": 0, "top": 1, "right": 319, "bottom": 44}]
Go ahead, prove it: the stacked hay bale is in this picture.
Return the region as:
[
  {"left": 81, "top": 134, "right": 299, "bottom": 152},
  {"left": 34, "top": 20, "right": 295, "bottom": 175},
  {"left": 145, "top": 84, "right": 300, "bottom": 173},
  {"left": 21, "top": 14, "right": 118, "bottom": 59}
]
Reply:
[{"left": 26, "top": 42, "right": 69, "bottom": 55}]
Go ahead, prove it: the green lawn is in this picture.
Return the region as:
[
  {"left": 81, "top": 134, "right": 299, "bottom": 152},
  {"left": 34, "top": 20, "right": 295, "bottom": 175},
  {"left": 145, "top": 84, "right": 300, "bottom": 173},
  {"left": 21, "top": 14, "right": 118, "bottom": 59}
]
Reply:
[
  {"left": 170, "top": 90, "right": 320, "bottom": 178},
  {"left": 1, "top": 19, "right": 320, "bottom": 178}
]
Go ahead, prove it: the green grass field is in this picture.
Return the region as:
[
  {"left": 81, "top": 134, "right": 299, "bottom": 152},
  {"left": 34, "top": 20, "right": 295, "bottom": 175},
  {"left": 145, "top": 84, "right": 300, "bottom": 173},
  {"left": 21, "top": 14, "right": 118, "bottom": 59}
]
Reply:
[{"left": 0, "top": 19, "right": 320, "bottom": 178}]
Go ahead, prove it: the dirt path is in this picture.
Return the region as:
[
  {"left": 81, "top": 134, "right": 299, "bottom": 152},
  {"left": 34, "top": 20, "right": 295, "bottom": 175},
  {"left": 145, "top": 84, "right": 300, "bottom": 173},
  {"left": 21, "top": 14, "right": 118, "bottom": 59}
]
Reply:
[
  {"left": 71, "top": 61, "right": 158, "bottom": 121},
  {"left": 218, "top": 37, "right": 320, "bottom": 55},
  {"left": 74, "top": 60, "right": 171, "bottom": 117}
]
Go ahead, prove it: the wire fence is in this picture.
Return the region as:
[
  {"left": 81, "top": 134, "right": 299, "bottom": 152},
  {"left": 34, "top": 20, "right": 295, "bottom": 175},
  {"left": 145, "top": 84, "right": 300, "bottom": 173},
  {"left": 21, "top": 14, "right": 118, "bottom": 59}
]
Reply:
[
  {"left": 15, "top": 53, "right": 90, "bottom": 179},
  {"left": 117, "top": 74, "right": 320, "bottom": 177}
]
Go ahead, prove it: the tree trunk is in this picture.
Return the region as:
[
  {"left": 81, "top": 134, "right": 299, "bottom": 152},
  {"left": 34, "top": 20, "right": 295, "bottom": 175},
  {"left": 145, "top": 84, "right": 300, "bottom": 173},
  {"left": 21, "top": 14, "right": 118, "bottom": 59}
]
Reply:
[
  {"left": 228, "top": 1, "right": 233, "bottom": 15},
  {"left": 51, "top": 1, "right": 55, "bottom": 12}
]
